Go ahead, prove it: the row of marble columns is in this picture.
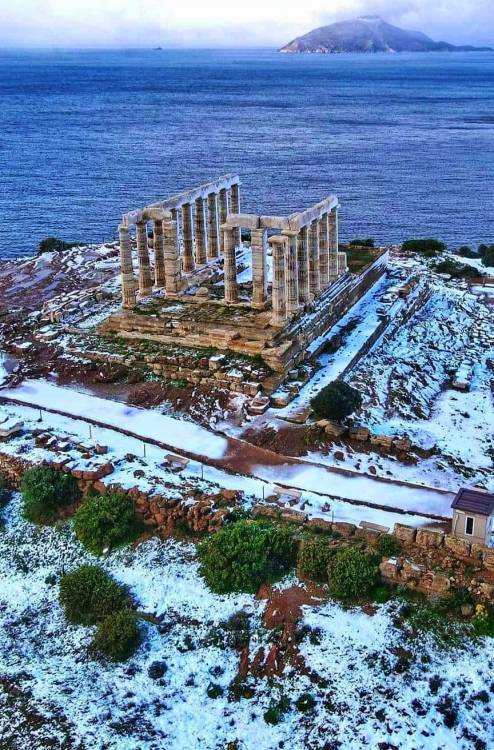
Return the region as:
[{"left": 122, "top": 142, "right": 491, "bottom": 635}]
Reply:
[
  {"left": 119, "top": 183, "right": 240, "bottom": 306},
  {"left": 221, "top": 208, "right": 339, "bottom": 324}
]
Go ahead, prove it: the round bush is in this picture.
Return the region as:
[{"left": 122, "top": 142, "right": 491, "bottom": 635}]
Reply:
[
  {"left": 198, "top": 520, "right": 296, "bottom": 594},
  {"left": 59, "top": 565, "right": 131, "bottom": 625},
  {"left": 310, "top": 380, "right": 362, "bottom": 422},
  {"left": 327, "top": 547, "right": 379, "bottom": 601},
  {"left": 401, "top": 238, "right": 446, "bottom": 256},
  {"left": 21, "top": 466, "right": 81, "bottom": 525},
  {"left": 73, "top": 492, "right": 139, "bottom": 555},
  {"left": 375, "top": 534, "right": 401, "bottom": 558},
  {"left": 297, "top": 537, "right": 334, "bottom": 583},
  {"left": 93, "top": 609, "right": 141, "bottom": 662}
]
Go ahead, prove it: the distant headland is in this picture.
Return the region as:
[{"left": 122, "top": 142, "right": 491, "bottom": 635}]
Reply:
[{"left": 280, "top": 16, "right": 493, "bottom": 54}]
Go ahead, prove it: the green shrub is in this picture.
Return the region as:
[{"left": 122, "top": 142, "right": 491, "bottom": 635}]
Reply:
[
  {"left": 59, "top": 565, "right": 131, "bottom": 625},
  {"left": 371, "top": 584, "right": 392, "bottom": 604},
  {"left": 375, "top": 534, "right": 401, "bottom": 558},
  {"left": 404, "top": 600, "right": 469, "bottom": 649},
  {"left": 349, "top": 238, "right": 374, "bottom": 247},
  {"left": 327, "top": 548, "right": 379, "bottom": 601},
  {"left": 93, "top": 609, "right": 141, "bottom": 662},
  {"left": 433, "top": 258, "right": 479, "bottom": 279},
  {"left": 73, "top": 492, "right": 139, "bottom": 555},
  {"left": 479, "top": 244, "right": 494, "bottom": 267},
  {"left": 457, "top": 245, "right": 479, "bottom": 259},
  {"left": 297, "top": 536, "right": 334, "bottom": 583},
  {"left": 311, "top": 380, "right": 362, "bottom": 422},
  {"left": 264, "top": 695, "right": 290, "bottom": 725},
  {"left": 401, "top": 239, "right": 446, "bottom": 256},
  {"left": 21, "top": 466, "right": 81, "bottom": 525},
  {"left": 38, "top": 236, "right": 78, "bottom": 254},
  {"left": 295, "top": 693, "right": 316, "bottom": 712},
  {"left": 198, "top": 520, "right": 296, "bottom": 594}
]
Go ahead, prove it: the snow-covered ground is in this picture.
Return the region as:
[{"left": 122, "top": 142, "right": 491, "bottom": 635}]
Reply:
[
  {"left": 0, "top": 497, "right": 492, "bottom": 750},
  {"left": 0, "top": 383, "right": 453, "bottom": 524}
]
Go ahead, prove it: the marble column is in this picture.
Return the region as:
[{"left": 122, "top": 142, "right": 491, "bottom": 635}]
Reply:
[
  {"left": 297, "top": 226, "right": 310, "bottom": 305},
  {"left": 251, "top": 227, "right": 268, "bottom": 308},
  {"left": 230, "top": 183, "right": 241, "bottom": 248},
  {"left": 219, "top": 188, "right": 229, "bottom": 253},
  {"left": 194, "top": 197, "right": 208, "bottom": 265},
  {"left": 222, "top": 224, "right": 237, "bottom": 303},
  {"left": 309, "top": 220, "right": 320, "bottom": 297},
  {"left": 118, "top": 224, "right": 136, "bottom": 308},
  {"left": 270, "top": 236, "right": 287, "bottom": 327},
  {"left": 283, "top": 231, "right": 299, "bottom": 315},
  {"left": 207, "top": 193, "right": 220, "bottom": 259},
  {"left": 328, "top": 207, "right": 339, "bottom": 281},
  {"left": 163, "top": 214, "right": 182, "bottom": 296},
  {"left": 153, "top": 219, "right": 166, "bottom": 288},
  {"left": 318, "top": 213, "right": 329, "bottom": 288},
  {"left": 181, "top": 203, "right": 195, "bottom": 272},
  {"left": 136, "top": 221, "right": 153, "bottom": 297}
]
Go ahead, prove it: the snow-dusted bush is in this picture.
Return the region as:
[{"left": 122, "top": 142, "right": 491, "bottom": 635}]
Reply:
[
  {"left": 375, "top": 534, "right": 401, "bottom": 558},
  {"left": 198, "top": 520, "right": 296, "bottom": 594},
  {"left": 401, "top": 238, "right": 446, "bottom": 256},
  {"left": 93, "top": 609, "right": 141, "bottom": 662},
  {"left": 59, "top": 565, "right": 131, "bottom": 625},
  {"left": 21, "top": 466, "right": 81, "bottom": 525},
  {"left": 327, "top": 548, "right": 379, "bottom": 601},
  {"left": 73, "top": 492, "right": 140, "bottom": 555},
  {"left": 310, "top": 380, "right": 362, "bottom": 422},
  {"left": 297, "top": 536, "right": 334, "bottom": 583}
]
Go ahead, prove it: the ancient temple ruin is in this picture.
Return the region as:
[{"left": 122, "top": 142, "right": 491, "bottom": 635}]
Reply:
[
  {"left": 116, "top": 173, "right": 344, "bottom": 322},
  {"left": 101, "top": 174, "right": 388, "bottom": 391}
]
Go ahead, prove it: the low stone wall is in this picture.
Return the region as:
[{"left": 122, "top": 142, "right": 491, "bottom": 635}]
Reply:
[{"left": 0, "top": 451, "right": 237, "bottom": 536}]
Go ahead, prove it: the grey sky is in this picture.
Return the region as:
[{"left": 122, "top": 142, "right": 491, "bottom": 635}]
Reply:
[{"left": 2, "top": 0, "right": 493, "bottom": 48}]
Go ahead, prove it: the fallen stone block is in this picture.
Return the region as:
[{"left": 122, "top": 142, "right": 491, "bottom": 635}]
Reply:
[
  {"left": 324, "top": 422, "right": 347, "bottom": 438},
  {"left": 379, "top": 557, "right": 401, "bottom": 580}
]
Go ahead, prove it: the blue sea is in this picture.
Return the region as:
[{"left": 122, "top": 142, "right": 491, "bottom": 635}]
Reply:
[{"left": 1, "top": 48, "right": 494, "bottom": 259}]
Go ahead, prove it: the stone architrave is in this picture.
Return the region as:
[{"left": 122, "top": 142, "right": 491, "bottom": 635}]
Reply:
[
  {"left": 194, "top": 197, "right": 208, "bottom": 265},
  {"left": 207, "top": 193, "right": 220, "bottom": 259},
  {"left": 163, "top": 214, "right": 182, "bottom": 296},
  {"left": 118, "top": 224, "right": 136, "bottom": 308},
  {"left": 251, "top": 227, "right": 268, "bottom": 308},
  {"left": 309, "top": 219, "right": 320, "bottom": 297},
  {"left": 153, "top": 219, "right": 166, "bottom": 288},
  {"left": 270, "top": 236, "right": 287, "bottom": 327},
  {"left": 319, "top": 213, "right": 329, "bottom": 287},
  {"left": 297, "top": 226, "right": 310, "bottom": 305},
  {"left": 136, "top": 221, "right": 152, "bottom": 297},
  {"left": 181, "top": 203, "right": 195, "bottom": 272},
  {"left": 222, "top": 225, "right": 238, "bottom": 303},
  {"left": 283, "top": 231, "right": 299, "bottom": 314}
]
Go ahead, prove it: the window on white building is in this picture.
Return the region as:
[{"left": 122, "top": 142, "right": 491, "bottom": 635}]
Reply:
[{"left": 465, "top": 516, "right": 475, "bottom": 536}]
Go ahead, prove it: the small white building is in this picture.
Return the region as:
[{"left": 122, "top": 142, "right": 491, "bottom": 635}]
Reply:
[{"left": 451, "top": 488, "right": 494, "bottom": 547}]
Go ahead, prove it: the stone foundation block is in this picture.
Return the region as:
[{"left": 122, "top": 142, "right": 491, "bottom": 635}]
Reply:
[
  {"left": 355, "top": 526, "right": 381, "bottom": 543},
  {"left": 252, "top": 504, "right": 280, "bottom": 519},
  {"left": 280, "top": 509, "right": 307, "bottom": 525},
  {"left": 444, "top": 534, "right": 471, "bottom": 558},
  {"left": 393, "top": 523, "right": 417, "bottom": 544},
  {"left": 379, "top": 557, "right": 401, "bottom": 580},
  {"left": 482, "top": 548, "right": 494, "bottom": 571},
  {"left": 307, "top": 517, "right": 333, "bottom": 533},
  {"left": 415, "top": 528, "right": 445, "bottom": 549},
  {"left": 332, "top": 521, "right": 356, "bottom": 537}
]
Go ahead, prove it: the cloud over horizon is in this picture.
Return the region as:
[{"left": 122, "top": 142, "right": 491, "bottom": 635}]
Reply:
[{"left": 2, "top": 0, "right": 493, "bottom": 48}]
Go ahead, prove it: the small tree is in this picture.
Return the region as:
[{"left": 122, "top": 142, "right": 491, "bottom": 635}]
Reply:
[
  {"left": 73, "top": 492, "right": 139, "bottom": 555},
  {"left": 327, "top": 547, "right": 379, "bottom": 601},
  {"left": 38, "top": 237, "right": 78, "bottom": 255},
  {"left": 349, "top": 238, "right": 374, "bottom": 248},
  {"left": 311, "top": 380, "right": 362, "bottom": 422},
  {"left": 93, "top": 609, "right": 141, "bottom": 662},
  {"left": 198, "top": 520, "right": 296, "bottom": 594},
  {"left": 297, "top": 536, "right": 334, "bottom": 583},
  {"left": 401, "top": 239, "right": 446, "bottom": 256},
  {"left": 59, "top": 565, "right": 131, "bottom": 625},
  {"left": 21, "top": 466, "right": 81, "bottom": 525}
]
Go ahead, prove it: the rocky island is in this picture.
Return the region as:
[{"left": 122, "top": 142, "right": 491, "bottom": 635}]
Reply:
[{"left": 280, "top": 15, "right": 492, "bottom": 54}]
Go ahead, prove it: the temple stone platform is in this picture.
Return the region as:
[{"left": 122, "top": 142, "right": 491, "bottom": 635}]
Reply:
[{"left": 98, "top": 175, "right": 389, "bottom": 394}]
